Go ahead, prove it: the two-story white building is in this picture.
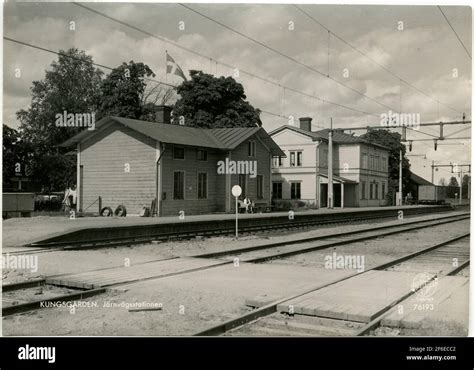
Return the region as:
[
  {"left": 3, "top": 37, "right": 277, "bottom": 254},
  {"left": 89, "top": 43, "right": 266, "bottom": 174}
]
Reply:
[{"left": 270, "top": 117, "right": 390, "bottom": 208}]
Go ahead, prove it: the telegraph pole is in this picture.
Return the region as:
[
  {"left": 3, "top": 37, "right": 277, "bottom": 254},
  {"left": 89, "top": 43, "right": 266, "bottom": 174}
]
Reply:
[
  {"left": 328, "top": 118, "right": 334, "bottom": 209},
  {"left": 431, "top": 161, "right": 435, "bottom": 184},
  {"left": 459, "top": 168, "right": 463, "bottom": 205}
]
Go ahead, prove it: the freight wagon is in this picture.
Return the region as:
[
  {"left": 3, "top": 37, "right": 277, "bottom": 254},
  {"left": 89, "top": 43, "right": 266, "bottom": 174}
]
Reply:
[
  {"left": 2, "top": 192, "right": 35, "bottom": 218},
  {"left": 417, "top": 185, "right": 447, "bottom": 205}
]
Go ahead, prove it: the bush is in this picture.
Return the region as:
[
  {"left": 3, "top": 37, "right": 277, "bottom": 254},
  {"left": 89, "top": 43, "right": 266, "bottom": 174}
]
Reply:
[
  {"left": 272, "top": 200, "right": 293, "bottom": 211},
  {"left": 272, "top": 199, "right": 316, "bottom": 211}
]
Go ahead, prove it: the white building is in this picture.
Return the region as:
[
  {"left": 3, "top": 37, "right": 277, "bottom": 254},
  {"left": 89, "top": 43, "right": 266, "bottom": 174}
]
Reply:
[{"left": 270, "top": 117, "right": 390, "bottom": 208}]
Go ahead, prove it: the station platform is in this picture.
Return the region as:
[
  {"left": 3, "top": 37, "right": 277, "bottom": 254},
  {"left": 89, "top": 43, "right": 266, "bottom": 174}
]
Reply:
[{"left": 1, "top": 204, "right": 461, "bottom": 248}]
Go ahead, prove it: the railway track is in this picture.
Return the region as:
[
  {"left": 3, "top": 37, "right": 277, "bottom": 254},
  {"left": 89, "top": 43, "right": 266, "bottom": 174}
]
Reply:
[
  {"left": 5, "top": 211, "right": 469, "bottom": 256},
  {"left": 16, "top": 206, "right": 461, "bottom": 253},
  {"left": 203, "top": 234, "right": 469, "bottom": 337},
  {"left": 2, "top": 213, "right": 469, "bottom": 318}
]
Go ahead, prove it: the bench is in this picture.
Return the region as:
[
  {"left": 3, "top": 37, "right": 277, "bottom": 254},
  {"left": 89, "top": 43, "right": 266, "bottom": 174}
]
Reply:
[{"left": 238, "top": 201, "right": 275, "bottom": 213}]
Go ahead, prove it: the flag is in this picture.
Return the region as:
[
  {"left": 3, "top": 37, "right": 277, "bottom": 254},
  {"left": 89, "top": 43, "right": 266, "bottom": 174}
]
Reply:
[{"left": 166, "top": 53, "right": 187, "bottom": 81}]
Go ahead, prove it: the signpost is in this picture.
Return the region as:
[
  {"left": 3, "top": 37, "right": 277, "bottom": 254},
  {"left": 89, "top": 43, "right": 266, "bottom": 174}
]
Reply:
[{"left": 231, "top": 185, "right": 242, "bottom": 239}]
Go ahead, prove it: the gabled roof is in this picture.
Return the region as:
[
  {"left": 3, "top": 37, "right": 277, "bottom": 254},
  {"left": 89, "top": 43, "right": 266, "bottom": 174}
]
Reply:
[
  {"left": 60, "top": 116, "right": 285, "bottom": 156},
  {"left": 269, "top": 125, "right": 389, "bottom": 150},
  {"left": 409, "top": 172, "right": 433, "bottom": 185}
]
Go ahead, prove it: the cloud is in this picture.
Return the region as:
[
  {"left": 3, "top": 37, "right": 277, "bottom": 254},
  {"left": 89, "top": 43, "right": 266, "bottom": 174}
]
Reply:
[{"left": 3, "top": 3, "right": 471, "bottom": 181}]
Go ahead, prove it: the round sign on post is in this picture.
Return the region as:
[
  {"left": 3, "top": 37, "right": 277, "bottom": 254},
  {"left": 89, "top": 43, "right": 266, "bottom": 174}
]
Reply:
[
  {"left": 232, "top": 185, "right": 242, "bottom": 197},
  {"left": 231, "top": 185, "right": 242, "bottom": 239}
]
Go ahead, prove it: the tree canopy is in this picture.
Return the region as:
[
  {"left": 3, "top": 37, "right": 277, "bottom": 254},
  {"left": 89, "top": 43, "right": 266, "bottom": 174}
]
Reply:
[
  {"left": 172, "top": 70, "right": 262, "bottom": 128},
  {"left": 13, "top": 51, "right": 167, "bottom": 192},
  {"left": 15, "top": 48, "right": 103, "bottom": 192},
  {"left": 360, "top": 129, "right": 411, "bottom": 203},
  {"left": 98, "top": 61, "right": 156, "bottom": 120},
  {"left": 3, "top": 125, "right": 32, "bottom": 190},
  {"left": 17, "top": 48, "right": 103, "bottom": 146}
]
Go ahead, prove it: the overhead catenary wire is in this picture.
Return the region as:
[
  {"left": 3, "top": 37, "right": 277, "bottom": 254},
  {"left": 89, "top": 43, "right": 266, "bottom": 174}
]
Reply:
[
  {"left": 5, "top": 36, "right": 294, "bottom": 122},
  {"left": 71, "top": 2, "right": 385, "bottom": 120},
  {"left": 4, "top": 36, "right": 178, "bottom": 89},
  {"left": 437, "top": 6, "right": 472, "bottom": 60},
  {"left": 178, "top": 3, "right": 398, "bottom": 113},
  {"left": 294, "top": 4, "right": 466, "bottom": 116}
]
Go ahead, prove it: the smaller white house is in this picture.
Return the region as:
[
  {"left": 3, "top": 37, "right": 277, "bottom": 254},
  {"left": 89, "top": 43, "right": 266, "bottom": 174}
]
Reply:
[{"left": 270, "top": 117, "right": 390, "bottom": 208}]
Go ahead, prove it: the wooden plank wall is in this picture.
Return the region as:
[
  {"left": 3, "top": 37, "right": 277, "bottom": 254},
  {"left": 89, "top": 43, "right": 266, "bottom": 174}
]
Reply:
[{"left": 80, "top": 123, "right": 156, "bottom": 215}]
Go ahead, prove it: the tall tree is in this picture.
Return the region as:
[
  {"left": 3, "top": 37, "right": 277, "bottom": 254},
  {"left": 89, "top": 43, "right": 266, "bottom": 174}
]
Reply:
[
  {"left": 448, "top": 176, "right": 459, "bottom": 187},
  {"left": 461, "top": 174, "right": 470, "bottom": 199},
  {"left": 360, "top": 129, "right": 411, "bottom": 204},
  {"left": 16, "top": 48, "right": 103, "bottom": 192},
  {"left": 98, "top": 61, "right": 155, "bottom": 120},
  {"left": 172, "top": 70, "right": 262, "bottom": 128},
  {"left": 17, "top": 48, "right": 103, "bottom": 146},
  {"left": 3, "top": 125, "right": 33, "bottom": 190},
  {"left": 446, "top": 176, "right": 460, "bottom": 198}
]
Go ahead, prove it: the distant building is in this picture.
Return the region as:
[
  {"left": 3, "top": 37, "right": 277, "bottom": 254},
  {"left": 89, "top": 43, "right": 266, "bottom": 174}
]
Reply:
[
  {"left": 408, "top": 172, "right": 434, "bottom": 201},
  {"left": 270, "top": 117, "right": 390, "bottom": 208},
  {"left": 61, "top": 106, "right": 284, "bottom": 216}
]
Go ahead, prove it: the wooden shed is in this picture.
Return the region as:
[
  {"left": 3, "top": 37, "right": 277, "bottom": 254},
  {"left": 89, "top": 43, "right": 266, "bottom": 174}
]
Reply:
[{"left": 61, "top": 109, "right": 284, "bottom": 216}]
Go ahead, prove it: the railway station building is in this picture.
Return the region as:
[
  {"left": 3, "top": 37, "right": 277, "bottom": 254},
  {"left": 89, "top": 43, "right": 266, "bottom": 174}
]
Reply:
[
  {"left": 61, "top": 106, "right": 285, "bottom": 216},
  {"left": 269, "top": 117, "right": 390, "bottom": 208}
]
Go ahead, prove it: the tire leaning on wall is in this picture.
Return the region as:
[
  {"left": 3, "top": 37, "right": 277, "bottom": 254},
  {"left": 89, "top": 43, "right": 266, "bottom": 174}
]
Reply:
[
  {"left": 114, "top": 205, "right": 127, "bottom": 217},
  {"left": 100, "top": 206, "right": 113, "bottom": 217}
]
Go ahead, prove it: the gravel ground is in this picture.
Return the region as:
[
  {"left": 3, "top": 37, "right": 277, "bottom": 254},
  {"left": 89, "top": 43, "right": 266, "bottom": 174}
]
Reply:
[
  {"left": 3, "top": 285, "right": 79, "bottom": 307},
  {"left": 267, "top": 219, "right": 470, "bottom": 271},
  {"left": 3, "top": 264, "right": 352, "bottom": 336},
  {"left": 2, "top": 215, "right": 469, "bottom": 336},
  {"left": 2, "top": 212, "right": 468, "bottom": 285}
]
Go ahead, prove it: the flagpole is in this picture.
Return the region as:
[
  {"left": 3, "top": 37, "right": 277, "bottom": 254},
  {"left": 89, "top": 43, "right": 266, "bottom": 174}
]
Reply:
[{"left": 165, "top": 49, "right": 168, "bottom": 85}]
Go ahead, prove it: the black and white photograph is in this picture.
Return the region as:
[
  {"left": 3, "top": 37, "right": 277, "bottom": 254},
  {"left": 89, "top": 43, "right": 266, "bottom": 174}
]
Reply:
[{"left": 1, "top": 0, "right": 472, "bottom": 357}]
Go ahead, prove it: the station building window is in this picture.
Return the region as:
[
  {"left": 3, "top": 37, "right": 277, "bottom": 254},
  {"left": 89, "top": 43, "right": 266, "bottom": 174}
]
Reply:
[
  {"left": 248, "top": 141, "right": 257, "bottom": 157},
  {"left": 174, "top": 171, "right": 185, "bottom": 199},
  {"left": 197, "top": 173, "right": 207, "bottom": 199},
  {"left": 239, "top": 174, "right": 247, "bottom": 198},
  {"left": 273, "top": 156, "right": 283, "bottom": 168},
  {"left": 272, "top": 182, "right": 282, "bottom": 199},
  {"left": 173, "top": 146, "right": 185, "bottom": 160},
  {"left": 257, "top": 175, "right": 264, "bottom": 199},
  {"left": 197, "top": 149, "right": 207, "bottom": 161},
  {"left": 290, "top": 182, "right": 301, "bottom": 199},
  {"left": 362, "top": 154, "right": 368, "bottom": 169},
  {"left": 290, "top": 151, "right": 302, "bottom": 167}
]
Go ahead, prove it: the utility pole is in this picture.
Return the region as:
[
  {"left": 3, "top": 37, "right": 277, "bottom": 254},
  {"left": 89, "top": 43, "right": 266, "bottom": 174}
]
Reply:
[
  {"left": 431, "top": 160, "right": 435, "bottom": 184},
  {"left": 459, "top": 168, "right": 463, "bottom": 205},
  {"left": 398, "top": 149, "right": 403, "bottom": 205},
  {"left": 328, "top": 118, "right": 333, "bottom": 209}
]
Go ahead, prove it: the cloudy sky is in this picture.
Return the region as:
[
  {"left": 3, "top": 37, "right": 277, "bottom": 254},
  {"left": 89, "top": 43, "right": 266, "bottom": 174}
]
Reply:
[{"left": 3, "top": 2, "right": 472, "bottom": 182}]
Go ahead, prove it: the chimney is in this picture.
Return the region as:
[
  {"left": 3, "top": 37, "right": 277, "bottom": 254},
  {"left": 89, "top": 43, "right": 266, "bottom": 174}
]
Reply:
[
  {"left": 155, "top": 105, "right": 172, "bottom": 124},
  {"left": 299, "top": 117, "right": 312, "bottom": 131}
]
